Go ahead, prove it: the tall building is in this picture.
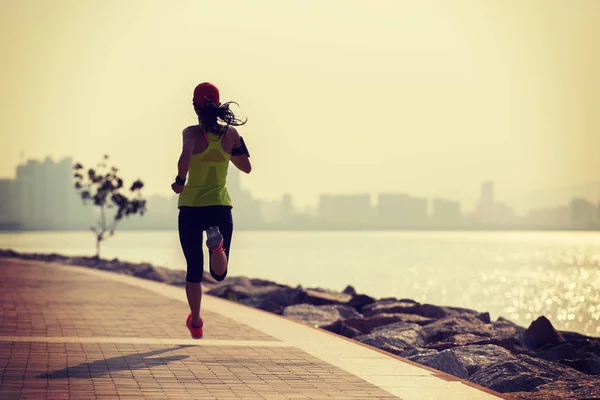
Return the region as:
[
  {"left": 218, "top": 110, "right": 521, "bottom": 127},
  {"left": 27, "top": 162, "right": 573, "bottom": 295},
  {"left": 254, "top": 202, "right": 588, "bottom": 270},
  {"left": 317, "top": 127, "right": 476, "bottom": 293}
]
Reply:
[
  {"left": 14, "top": 156, "right": 92, "bottom": 230},
  {"left": 376, "top": 193, "right": 428, "bottom": 228},
  {"left": 280, "top": 193, "right": 294, "bottom": 223},
  {"left": 570, "top": 198, "right": 597, "bottom": 228},
  {"left": 0, "top": 179, "right": 21, "bottom": 228},
  {"left": 431, "top": 198, "right": 462, "bottom": 227},
  {"left": 475, "top": 181, "right": 516, "bottom": 225},
  {"left": 476, "top": 181, "right": 495, "bottom": 223}
]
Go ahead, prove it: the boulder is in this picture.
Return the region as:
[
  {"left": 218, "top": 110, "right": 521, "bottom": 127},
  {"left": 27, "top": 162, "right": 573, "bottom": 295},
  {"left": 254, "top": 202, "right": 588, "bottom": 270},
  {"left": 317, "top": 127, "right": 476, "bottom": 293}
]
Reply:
[
  {"left": 347, "top": 294, "right": 376, "bottom": 312},
  {"left": 468, "top": 354, "right": 585, "bottom": 393},
  {"left": 209, "top": 284, "right": 282, "bottom": 300},
  {"left": 423, "top": 314, "right": 493, "bottom": 343},
  {"left": 362, "top": 301, "right": 447, "bottom": 319},
  {"left": 448, "top": 345, "right": 515, "bottom": 376},
  {"left": 320, "top": 320, "right": 364, "bottom": 338},
  {"left": 476, "top": 312, "right": 491, "bottom": 324},
  {"left": 405, "top": 345, "right": 515, "bottom": 378},
  {"left": 240, "top": 286, "right": 305, "bottom": 314},
  {"left": 533, "top": 342, "right": 581, "bottom": 362},
  {"left": 354, "top": 322, "right": 425, "bottom": 353},
  {"left": 493, "top": 317, "right": 526, "bottom": 338},
  {"left": 343, "top": 313, "right": 434, "bottom": 336},
  {"left": 441, "top": 306, "right": 481, "bottom": 317},
  {"left": 521, "top": 316, "right": 564, "bottom": 350},
  {"left": 342, "top": 285, "right": 357, "bottom": 296},
  {"left": 412, "top": 351, "right": 470, "bottom": 379},
  {"left": 425, "top": 333, "right": 520, "bottom": 353},
  {"left": 301, "top": 288, "right": 352, "bottom": 306},
  {"left": 508, "top": 377, "right": 600, "bottom": 400},
  {"left": 559, "top": 357, "right": 600, "bottom": 376},
  {"left": 283, "top": 304, "right": 362, "bottom": 327}
]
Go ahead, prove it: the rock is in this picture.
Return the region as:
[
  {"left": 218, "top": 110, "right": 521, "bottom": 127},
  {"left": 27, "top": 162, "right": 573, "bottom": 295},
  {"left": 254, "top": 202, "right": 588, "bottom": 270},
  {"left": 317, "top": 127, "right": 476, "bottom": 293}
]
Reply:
[
  {"left": 468, "top": 354, "right": 585, "bottom": 393},
  {"left": 449, "top": 345, "right": 516, "bottom": 376},
  {"left": 398, "top": 298, "right": 419, "bottom": 304},
  {"left": 0, "top": 249, "right": 19, "bottom": 258},
  {"left": 476, "top": 312, "right": 491, "bottom": 324},
  {"left": 120, "top": 262, "right": 169, "bottom": 283},
  {"left": 508, "top": 377, "right": 600, "bottom": 400},
  {"left": 425, "top": 333, "right": 520, "bottom": 352},
  {"left": 493, "top": 317, "right": 526, "bottom": 338},
  {"left": 320, "top": 320, "right": 364, "bottom": 338},
  {"left": 522, "top": 316, "right": 564, "bottom": 350},
  {"left": 283, "top": 304, "right": 362, "bottom": 327},
  {"left": 250, "top": 278, "right": 281, "bottom": 286},
  {"left": 559, "top": 357, "right": 600, "bottom": 376},
  {"left": 423, "top": 315, "right": 493, "bottom": 343},
  {"left": 301, "top": 289, "right": 352, "bottom": 306},
  {"left": 405, "top": 345, "right": 515, "bottom": 378},
  {"left": 362, "top": 301, "right": 447, "bottom": 319},
  {"left": 400, "top": 347, "right": 439, "bottom": 359},
  {"left": 534, "top": 343, "right": 581, "bottom": 362},
  {"left": 441, "top": 306, "right": 481, "bottom": 317},
  {"left": 343, "top": 313, "right": 434, "bottom": 336},
  {"left": 355, "top": 322, "right": 425, "bottom": 353},
  {"left": 558, "top": 330, "right": 599, "bottom": 343},
  {"left": 209, "top": 284, "right": 282, "bottom": 301},
  {"left": 165, "top": 270, "right": 186, "bottom": 286},
  {"left": 379, "top": 297, "right": 398, "bottom": 302},
  {"left": 347, "top": 294, "right": 376, "bottom": 312},
  {"left": 426, "top": 333, "right": 490, "bottom": 350},
  {"left": 219, "top": 276, "right": 254, "bottom": 287},
  {"left": 240, "top": 286, "right": 304, "bottom": 314},
  {"left": 580, "top": 343, "right": 600, "bottom": 357},
  {"left": 342, "top": 285, "right": 357, "bottom": 296},
  {"left": 414, "top": 351, "right": 470, "bottom": 379}
]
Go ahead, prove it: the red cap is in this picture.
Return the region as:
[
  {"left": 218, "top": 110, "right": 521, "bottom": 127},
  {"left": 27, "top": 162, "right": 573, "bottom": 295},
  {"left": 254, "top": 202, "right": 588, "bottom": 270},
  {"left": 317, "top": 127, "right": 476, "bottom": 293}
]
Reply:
[{"left": 193, "top": 82, "right": 220, "bottom": 108}]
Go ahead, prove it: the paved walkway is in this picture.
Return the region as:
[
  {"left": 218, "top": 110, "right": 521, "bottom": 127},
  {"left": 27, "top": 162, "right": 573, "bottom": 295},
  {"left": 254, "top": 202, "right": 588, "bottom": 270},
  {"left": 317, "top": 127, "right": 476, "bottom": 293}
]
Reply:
[{"left": 0, "top": 258, "right": 513, "bottom": 400}]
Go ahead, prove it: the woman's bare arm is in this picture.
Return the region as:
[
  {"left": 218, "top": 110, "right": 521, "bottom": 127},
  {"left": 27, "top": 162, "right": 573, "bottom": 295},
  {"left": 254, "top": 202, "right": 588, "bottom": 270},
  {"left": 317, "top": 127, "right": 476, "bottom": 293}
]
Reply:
[
  {"left": 228, "top": 127, "right": 252, "bottom": 174},
  {"left": 177, "top": 128, "right": 195, "bottom": 181}
]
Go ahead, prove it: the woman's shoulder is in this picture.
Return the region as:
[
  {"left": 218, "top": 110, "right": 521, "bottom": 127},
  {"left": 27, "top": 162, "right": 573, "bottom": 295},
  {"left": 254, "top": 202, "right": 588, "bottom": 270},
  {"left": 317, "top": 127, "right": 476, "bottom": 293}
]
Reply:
[
  {"left": 224, "top": 125, "right": 240, "bottom": 139},
  {"left": 183, "top": 125, "right": 202, "bottom": 134}
]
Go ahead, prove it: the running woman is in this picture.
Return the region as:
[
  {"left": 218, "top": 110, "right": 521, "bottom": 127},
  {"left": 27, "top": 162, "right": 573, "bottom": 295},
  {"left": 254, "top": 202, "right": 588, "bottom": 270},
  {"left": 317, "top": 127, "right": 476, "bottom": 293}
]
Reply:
[{"left": 171, "top": 82, "right": 251, "bottom": 339}]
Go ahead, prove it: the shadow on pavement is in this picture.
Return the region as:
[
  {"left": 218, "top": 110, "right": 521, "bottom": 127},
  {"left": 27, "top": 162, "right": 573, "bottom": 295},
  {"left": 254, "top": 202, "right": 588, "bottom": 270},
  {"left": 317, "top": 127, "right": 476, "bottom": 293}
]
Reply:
[{"left": 40, "top": 344, "right": 194, "bottom": 379}]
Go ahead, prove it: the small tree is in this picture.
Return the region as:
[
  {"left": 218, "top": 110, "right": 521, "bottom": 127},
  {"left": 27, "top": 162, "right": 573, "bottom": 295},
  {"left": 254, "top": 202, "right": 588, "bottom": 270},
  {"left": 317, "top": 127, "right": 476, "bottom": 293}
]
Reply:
[{"left": 73, "top": 154, "right": 147, "bottom": 259}]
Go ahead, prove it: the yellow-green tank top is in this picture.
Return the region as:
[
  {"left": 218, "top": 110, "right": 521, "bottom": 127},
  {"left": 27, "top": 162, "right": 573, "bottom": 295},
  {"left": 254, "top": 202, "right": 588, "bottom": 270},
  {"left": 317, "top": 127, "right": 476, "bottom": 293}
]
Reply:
[{"left": 177, "top": 131, "right": 232, "bottom": 208}]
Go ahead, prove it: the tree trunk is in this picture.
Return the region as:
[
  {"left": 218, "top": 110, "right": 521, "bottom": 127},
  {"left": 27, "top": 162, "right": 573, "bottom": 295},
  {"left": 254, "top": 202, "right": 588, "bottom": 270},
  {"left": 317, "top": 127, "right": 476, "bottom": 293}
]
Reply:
[{"left": 96, "top": 238, "right": 100, "bottom": 261}]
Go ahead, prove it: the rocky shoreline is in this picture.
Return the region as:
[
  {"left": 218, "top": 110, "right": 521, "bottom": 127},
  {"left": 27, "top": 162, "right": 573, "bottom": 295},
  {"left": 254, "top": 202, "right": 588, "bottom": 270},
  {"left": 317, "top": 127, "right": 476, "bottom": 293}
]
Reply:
[{"left": 1, "top": 249, "right": 599, "bottom": 399}]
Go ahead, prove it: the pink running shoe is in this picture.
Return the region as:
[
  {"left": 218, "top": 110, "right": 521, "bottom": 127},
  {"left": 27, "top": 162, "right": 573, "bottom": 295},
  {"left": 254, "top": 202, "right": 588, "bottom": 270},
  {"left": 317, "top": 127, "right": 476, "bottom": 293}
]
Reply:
[{"left": 186, "top": 313, "right": 203, "bottom": 339}]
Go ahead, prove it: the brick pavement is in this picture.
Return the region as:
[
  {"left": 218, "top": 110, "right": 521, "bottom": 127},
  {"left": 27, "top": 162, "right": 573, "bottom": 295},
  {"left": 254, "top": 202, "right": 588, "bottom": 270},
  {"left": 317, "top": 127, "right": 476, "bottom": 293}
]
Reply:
[{"left": 0, "top": 258, "right": 509, "bottom": 400}]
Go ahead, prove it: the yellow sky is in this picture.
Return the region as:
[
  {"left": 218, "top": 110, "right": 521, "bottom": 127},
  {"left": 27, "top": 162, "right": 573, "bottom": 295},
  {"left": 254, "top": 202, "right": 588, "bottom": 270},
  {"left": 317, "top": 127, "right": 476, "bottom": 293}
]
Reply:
[{"left": 1, "top": 0, "right": 598, "bottom": 211}]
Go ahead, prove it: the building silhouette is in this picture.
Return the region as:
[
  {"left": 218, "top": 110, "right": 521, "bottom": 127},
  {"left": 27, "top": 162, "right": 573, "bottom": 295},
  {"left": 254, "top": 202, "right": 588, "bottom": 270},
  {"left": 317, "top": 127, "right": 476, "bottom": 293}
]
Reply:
[
  {"left": 570, "top": 198, "right": 597, "bottom": 228},
  {"left": 376, "top": 193, "right": 428, "bottom": 228},
  {"left": 475, "top": 181, "right": 516, "bottom": 225},
  {"left": 431, "top": 198, "right": 462, "bottom": 227},
  {"left": 0, "top": 179, "right": 20, "bottom": 229},
  {"left": 10, "top": 157, "right": 92, "bottom": 230},
  {"left": 2, "top": 156, "right": 600, "bottom": 231}
]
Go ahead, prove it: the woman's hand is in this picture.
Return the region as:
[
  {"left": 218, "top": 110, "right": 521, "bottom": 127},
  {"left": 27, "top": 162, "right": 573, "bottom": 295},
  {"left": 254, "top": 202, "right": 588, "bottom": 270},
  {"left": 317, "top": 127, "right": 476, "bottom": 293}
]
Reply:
[{"left": 171, "top": 182, "right": 184, "bottom": 194}]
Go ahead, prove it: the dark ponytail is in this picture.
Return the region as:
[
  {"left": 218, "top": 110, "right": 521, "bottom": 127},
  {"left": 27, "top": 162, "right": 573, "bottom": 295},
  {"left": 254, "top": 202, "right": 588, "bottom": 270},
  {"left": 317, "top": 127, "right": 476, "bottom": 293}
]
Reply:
[{"left": 195, "top": 100, "right": 247, "bottom": 136}]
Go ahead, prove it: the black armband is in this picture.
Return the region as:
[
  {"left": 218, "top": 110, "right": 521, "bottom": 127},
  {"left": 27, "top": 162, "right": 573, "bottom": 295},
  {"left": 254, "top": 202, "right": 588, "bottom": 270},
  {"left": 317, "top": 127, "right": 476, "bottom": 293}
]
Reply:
[
  {"left": 175, "top": 176, "right": 186, "bottom": 185},
  {"left": 231, "top": 136, "right": 250, "bottom": 157}
]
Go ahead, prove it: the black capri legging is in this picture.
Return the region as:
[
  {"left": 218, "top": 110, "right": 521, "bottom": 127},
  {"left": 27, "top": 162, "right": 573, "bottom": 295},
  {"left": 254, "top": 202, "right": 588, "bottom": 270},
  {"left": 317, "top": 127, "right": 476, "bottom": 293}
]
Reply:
[{"left": 178, "top": 205, "right": 233, "bottom": 283}]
